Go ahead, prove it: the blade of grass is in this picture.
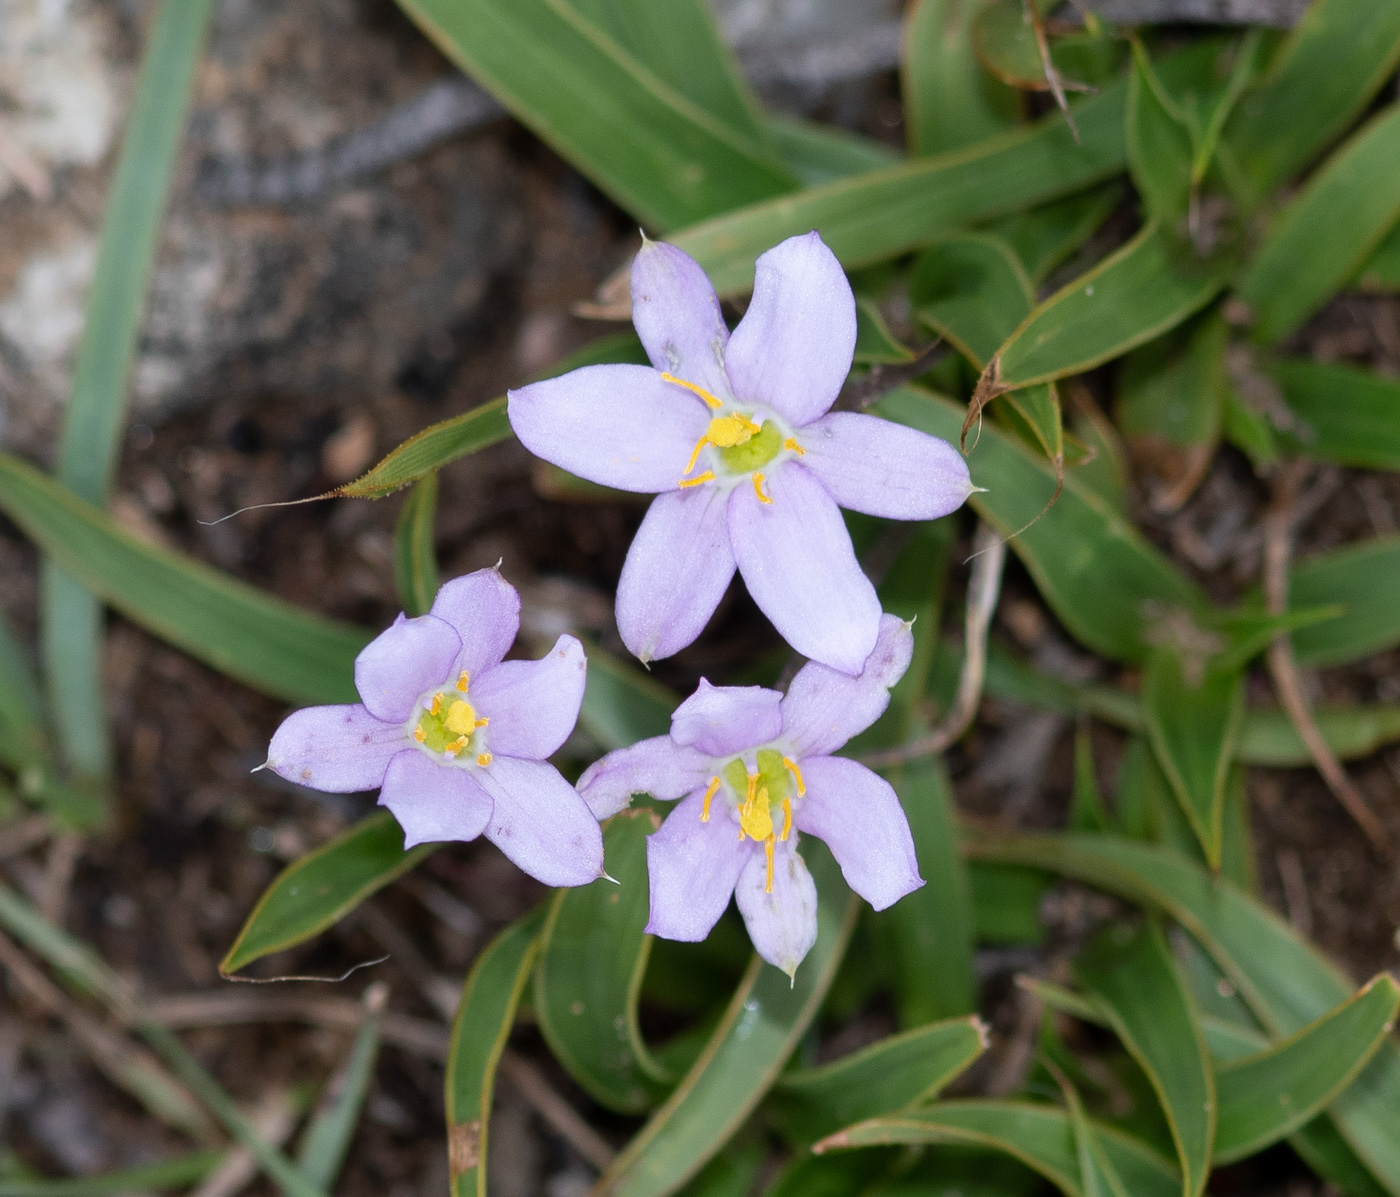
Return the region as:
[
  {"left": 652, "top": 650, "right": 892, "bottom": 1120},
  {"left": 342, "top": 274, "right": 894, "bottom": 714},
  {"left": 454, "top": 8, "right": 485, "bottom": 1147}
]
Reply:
[
  {"left": 0, "top": 1152, "right": 222, "bottom": 1197},
  {"left": 393, "top": 473, "right": 440, "bottom": 617},
  {"left": 41, "top": 0, "right": 213, "bottom": 786}
]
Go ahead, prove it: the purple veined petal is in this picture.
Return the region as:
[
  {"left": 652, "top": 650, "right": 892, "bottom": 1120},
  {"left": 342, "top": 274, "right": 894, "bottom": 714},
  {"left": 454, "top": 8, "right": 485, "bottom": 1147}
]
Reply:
[
  {"left": 798, "top": 412, "right": 974, "bottom": 520},
  {"left": 780, "top": 614, "right": 914, "bottom": 757},
  {"left": 430, "top": 568, "right": 521, "bottom": 681},
  {"left": 577, "top": 736, "right": 715, "bottom": 819},
  {"left": 734, "top": 838, "right": 819, "bottom": 977},
  {"left": 472, "top": 635, "right": 586, "bottom": 762},
  {"left": 508, "top": 364, "right": 710, "bottom": 494},
  {"left": 354, "top": 614, "right": 461, "bottom": 722},
  {"left": 617, "top": 485, "right": 735, "bottom": 664},
  {"left": 723, "top": 231, "right": 856, "bottom": 428},
  {"left": 266, "top": 704, "right": 404, "bottom": 792},
  {"left": 793, "top": 756, "right": 922, "bottom": 911},
  {"left": 377, "top": 749, "right": 494, "bottom": 849},
  {"left": 645, "top": 788, "right": 752, "bottom": 942},
  {"left": 728, "top": 462, "right": 880, "bottom": 676},
  {"left": 475, "top": 756, "right": 604, "bottom": 887},
  {"left": 631, "top": 239, "right": 732, "bottom": 402},
  {"left": 670, "top": 679, "right": 782, "bottom": 758}
]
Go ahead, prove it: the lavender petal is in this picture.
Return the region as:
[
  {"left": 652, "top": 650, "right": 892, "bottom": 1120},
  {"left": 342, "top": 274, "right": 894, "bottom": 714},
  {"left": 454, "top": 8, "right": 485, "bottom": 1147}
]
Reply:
[
  {"left": 353, "top": 613, "right": 461, "bottom": 722},
  {"left": 473, "top": 635, "right": 586, "bottom": 761},
  {"left": 799, "top": 412, "right": 973, "bottom": 520},
  {"left": 671, "top": 679, "right": 782, "bottom": 758},
  {"left": 477, "top": 756, "right": 604, "bottom": 887},
  {"left": 723, "top": 231, "right": 855, "bottom": 428},
  {"left": 578, "top": 736, "right": 715, "bottom": 819},
  {"left": 645, "top": 788, "right": 751, "bottom": 942},
  {"left": 734, "top": 839, "right": 819, "bottom": 977},
  {"left": 631, "top": 239, "right": 732, "bottom": 402},
  {"left": 430, "top": 568, "right": 521, "bottom": 682},
  {"left": 508, "top": 364, "right": 709, "bottom": 493},
  {"left": 266, "top": 703, "right": 404, "bottom": 792},
  {"left": 794, "top": 756, "right": 922, "bottom": 911},
  {"left": 617, "top": 485, "right": 735, "bottom": 663},
  {"left": 728, "top": 462, "right": 880, "bottom": 675},
  {"left": 377, "top": 749, "right": 493, "bottom": 848},
  {"left": 780, "top": 614, "right": 914, "bottom": 756}
]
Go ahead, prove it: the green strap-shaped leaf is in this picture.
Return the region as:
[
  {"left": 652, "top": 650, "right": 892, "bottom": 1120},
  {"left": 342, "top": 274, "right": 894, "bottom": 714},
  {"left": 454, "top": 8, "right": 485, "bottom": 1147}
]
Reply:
[
  {"left": 988, "top": 184, "right": 1125, "bottom": 285},
  {"left": 1223, "top": 0, "right": 1400, "bottom": 202},
  {"left": 878, "top": 387, "right": 1206, "bottom": 662},
  {"left": 1142, "top": 649, "right": 1244, "bottom": 870},
  {"left": 578, "top": 645, "right": 675, "bottom": 750},
  {"left": 0, "top": 1152, "right": 222, "bottom": 1197},
  {"left": 902, "top": 0, "right": 1019, "bottom": 157},
  {"left": 222, "top": 811, "right": 432, "bottom": 975},
  {"left": 1270, "top": 359, "right": 1400, "bottom": 475},
  {"left": 761, "top": 1151, "right": 899, "bottom": 1197},
  {"left": 1214, "top": 975, "right": 1400, "bottom": 1164},
  {"left": 853, "top": 297, "right": 916, "bottom": 365},
  {"left": 0, "top": 452, "right": 370, "bottom": 706},
  {"left": 1126, "top": 45, "right": 1194, "bottom": 230},
  {"left": 594, "top": 842, "right": 857, "bottom": 1197},
  {"left": 770, "top": 1016, "right": 987, "bottom": 1145},
  {"left": 393, "top": 474, "right": 440, "bottom": 617},
  {"left": 672, "top": 82, "right": 1130, "bottom": 296},
  {"left": 765, "top": 116, "right": 901, "bottom": 187},
  {"left": 1075, "top": 924, "right": 1215, "bottom": 1197},
  {"left": 1238, "top": 104, "right": 1400, "bottom": 342},
  {"left": 0, "top": 606, "right": 46, "bottom": 773},
  {"left": 965, "top": 834, "right": 1400, "bottom": 1195},
  {"left": 391, "top": 0, "right": 793, "bottom": 230},
  {"left": 911, "top": 234, "right": 1033, "bottom": 368},
  {"left": 445, "top": 910, "right": 544, "bottom": 1197},
  {"left": 1359, "top": 219, "right": 1400, "bottom": 291},
  {"left": 1287, "top": 533, "right": 1400, "bottom": 668},
  {"left": 564, "top": 0, "right": 767, "bottom": 151},
  {"left": 987, "top": 224, "right": 1232, "bottom": 392},
  {"left": 535, "top": 809, "right": 666, "bottom": 1113},
  {"left": 43, "top": 0, "right": 214, "bottom": 784},
  {"left": 1117, "top": 314, "right": 1226, "bottom": 459},
  {"left": 295, "top": 995, "right": 382, "bottom": 1189},
  {"left": 816, "top": 1101, "right": 1181, "bottom": 1197}
]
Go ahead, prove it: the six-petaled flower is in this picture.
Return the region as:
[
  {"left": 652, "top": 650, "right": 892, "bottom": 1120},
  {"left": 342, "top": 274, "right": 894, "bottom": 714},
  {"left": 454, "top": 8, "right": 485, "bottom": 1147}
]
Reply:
[
  {"left": 577, "top": 615, "right": 923, "bottom": 976},
  {"left": 508, "top": 231, "right": 974, "bottom": 675},
  {"left": 263, "top": 569, "right": 604, "bottom": 888}
]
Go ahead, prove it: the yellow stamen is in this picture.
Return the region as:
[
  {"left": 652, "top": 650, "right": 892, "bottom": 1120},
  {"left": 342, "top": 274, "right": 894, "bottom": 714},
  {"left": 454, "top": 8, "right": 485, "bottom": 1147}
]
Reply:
[
  {"left": 753, "top": 472, "right": 773, "bottom": 505},
  {"left": 677, "top": 470, "right": 715, "bottom": 489},
  {"left": 746, "top": 771, "right": 758, "bottom": 809},
  {"left": 429, "top": 693, "right": 443, "bottom": 716},
  {"left": 446, "top": 735, "right": 470, "bottom": 757},
  {"left": 781, "top": 796, "right": 792, "bottom": 841},
  {"left": 660, "top": 372, "right": 722, "bottom": 409},
  {"left": 476, "top": 752, "right": 492, "bottom": 767},
  {"left": 782, "top": 757, "right": 806, "bottom": 796},
  {"left": 475, "top": 717, "right": 490, "bottom": 728},
  {"left": 456, "top": 670, "right": 470, "bottom": 692},
  {"left": 682, "top": 413, "right": 762, "bottom": 476},
  {"left": 783, "top": 437, "right": 805, "bottom": 456},
  {"left": 444, "top": 699, "right": 478, "bottom": 736},
  {"left": 413, "top": 726, "right": 426, "bottom": 743},
  {"left": 764, "top": 835, "right": 775, "bottom": 893},
  {"left": 700, "top": 776, "right": 720, "bottom": 822}
]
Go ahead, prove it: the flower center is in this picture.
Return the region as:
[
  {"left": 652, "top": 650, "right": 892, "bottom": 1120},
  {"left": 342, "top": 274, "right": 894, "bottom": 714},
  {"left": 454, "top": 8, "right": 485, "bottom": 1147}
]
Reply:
[
  {"left": 700, "top": 748, "right": 806, "bottom": 892},
  {"left": 661, "top": 373, "right": 805, "bottom": 506},
  {"left": 411, "top": 671, "right": 491, "bottom": 766}
]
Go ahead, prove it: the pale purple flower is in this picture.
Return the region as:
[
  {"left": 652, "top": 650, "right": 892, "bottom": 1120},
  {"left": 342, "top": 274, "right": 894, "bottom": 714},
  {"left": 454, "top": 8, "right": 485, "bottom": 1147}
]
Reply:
[
  {"left": 508, "top": 232, "right": 973, "bottom": 675},
  {"left": 577, "top": 615, "right": 922, "bottom": 975},
  {"left": 264, "top": 569, "right": 603, "bottom": 888}
]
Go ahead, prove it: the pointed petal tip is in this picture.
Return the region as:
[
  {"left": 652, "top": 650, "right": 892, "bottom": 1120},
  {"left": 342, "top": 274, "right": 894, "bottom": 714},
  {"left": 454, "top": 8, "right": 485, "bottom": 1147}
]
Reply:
[
  {"left": 601, "top": 870, "right": 620, "bottom": 885},
  {"left": 251, "top": 761, "right": 270, "bottom": 774}
]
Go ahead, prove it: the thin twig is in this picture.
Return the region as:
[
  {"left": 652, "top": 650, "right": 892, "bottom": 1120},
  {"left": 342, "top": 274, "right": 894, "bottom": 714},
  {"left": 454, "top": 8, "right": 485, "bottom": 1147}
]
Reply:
[
  {"left": 498, "top": 1050, "right": 616, "bottom": 1171},
  {"left": 861, "top": 522, "right": 1007, "bottom": 767},
  {"left": 37, "top": 830, "right": 81, "bottom": 926},
  {"left": 1263, "top": 462, "right": 1391, "bottom": 854},
  {"left": 1028, "top": 0, "right": 1081, "bottom": 142}
]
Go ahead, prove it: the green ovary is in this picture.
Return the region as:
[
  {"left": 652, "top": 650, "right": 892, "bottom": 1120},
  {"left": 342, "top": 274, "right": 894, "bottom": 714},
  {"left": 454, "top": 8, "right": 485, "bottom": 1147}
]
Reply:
[
  {"left": 718, "top": 419, "right": 782, "bottom": 474},
  {"left": 414, "top": 693, "right": 482, "bottom": 757}
]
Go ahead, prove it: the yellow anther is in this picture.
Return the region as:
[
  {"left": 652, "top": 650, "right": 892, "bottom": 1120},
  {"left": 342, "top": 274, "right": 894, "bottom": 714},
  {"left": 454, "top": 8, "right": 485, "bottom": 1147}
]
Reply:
[
  {"left": 677, "top": 470, "right": 715, "bottom": 489},
  {"left": 783, "top": 437, "right": 805, "bottom": 456},
  {"left": 753, "top": 472, "right": 773, "bottom": 505},
  {"left": 429, "top": 693, "right": 443, "bottom": 716},
  {"left": 444, "top": 699, "right": 478, "bottom": 736},
  {"left": 745, "top": 771, "right": 758, "bottom": 807},
  {"left": 764, "top": 836, "right": 775, "bottom": 893},
  {"left": 781, "top": 796, "right": 792, "bottom": 841},
  {"left": 739, "top": 784, "right": 773, "bottom": 842},
  {"left": 660, "top": 372, "right": 723, "bottom": 409},
  {"left": 701, "top": 776, "right": 720, "bottom": 822},
  {"left": 781, "top": 757, "right": 806, "bottom": 796},
  {"left": 456, "top": 670, "right": 470, "bottom": 692},
  {"left": 413, "top": 726, "right": 426, "bottom": 743},
  {"left": 682, "top": 413, "right": 761, "bottom": 475},
  {"left": 476, "top": 752, "right": 493, "bottom": 767},
  {"left": 475, "top": 716, "right": 490, "bottom": 728},
  {"left": 445, "top": 735, "right": 470, "bottom": 757}
]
